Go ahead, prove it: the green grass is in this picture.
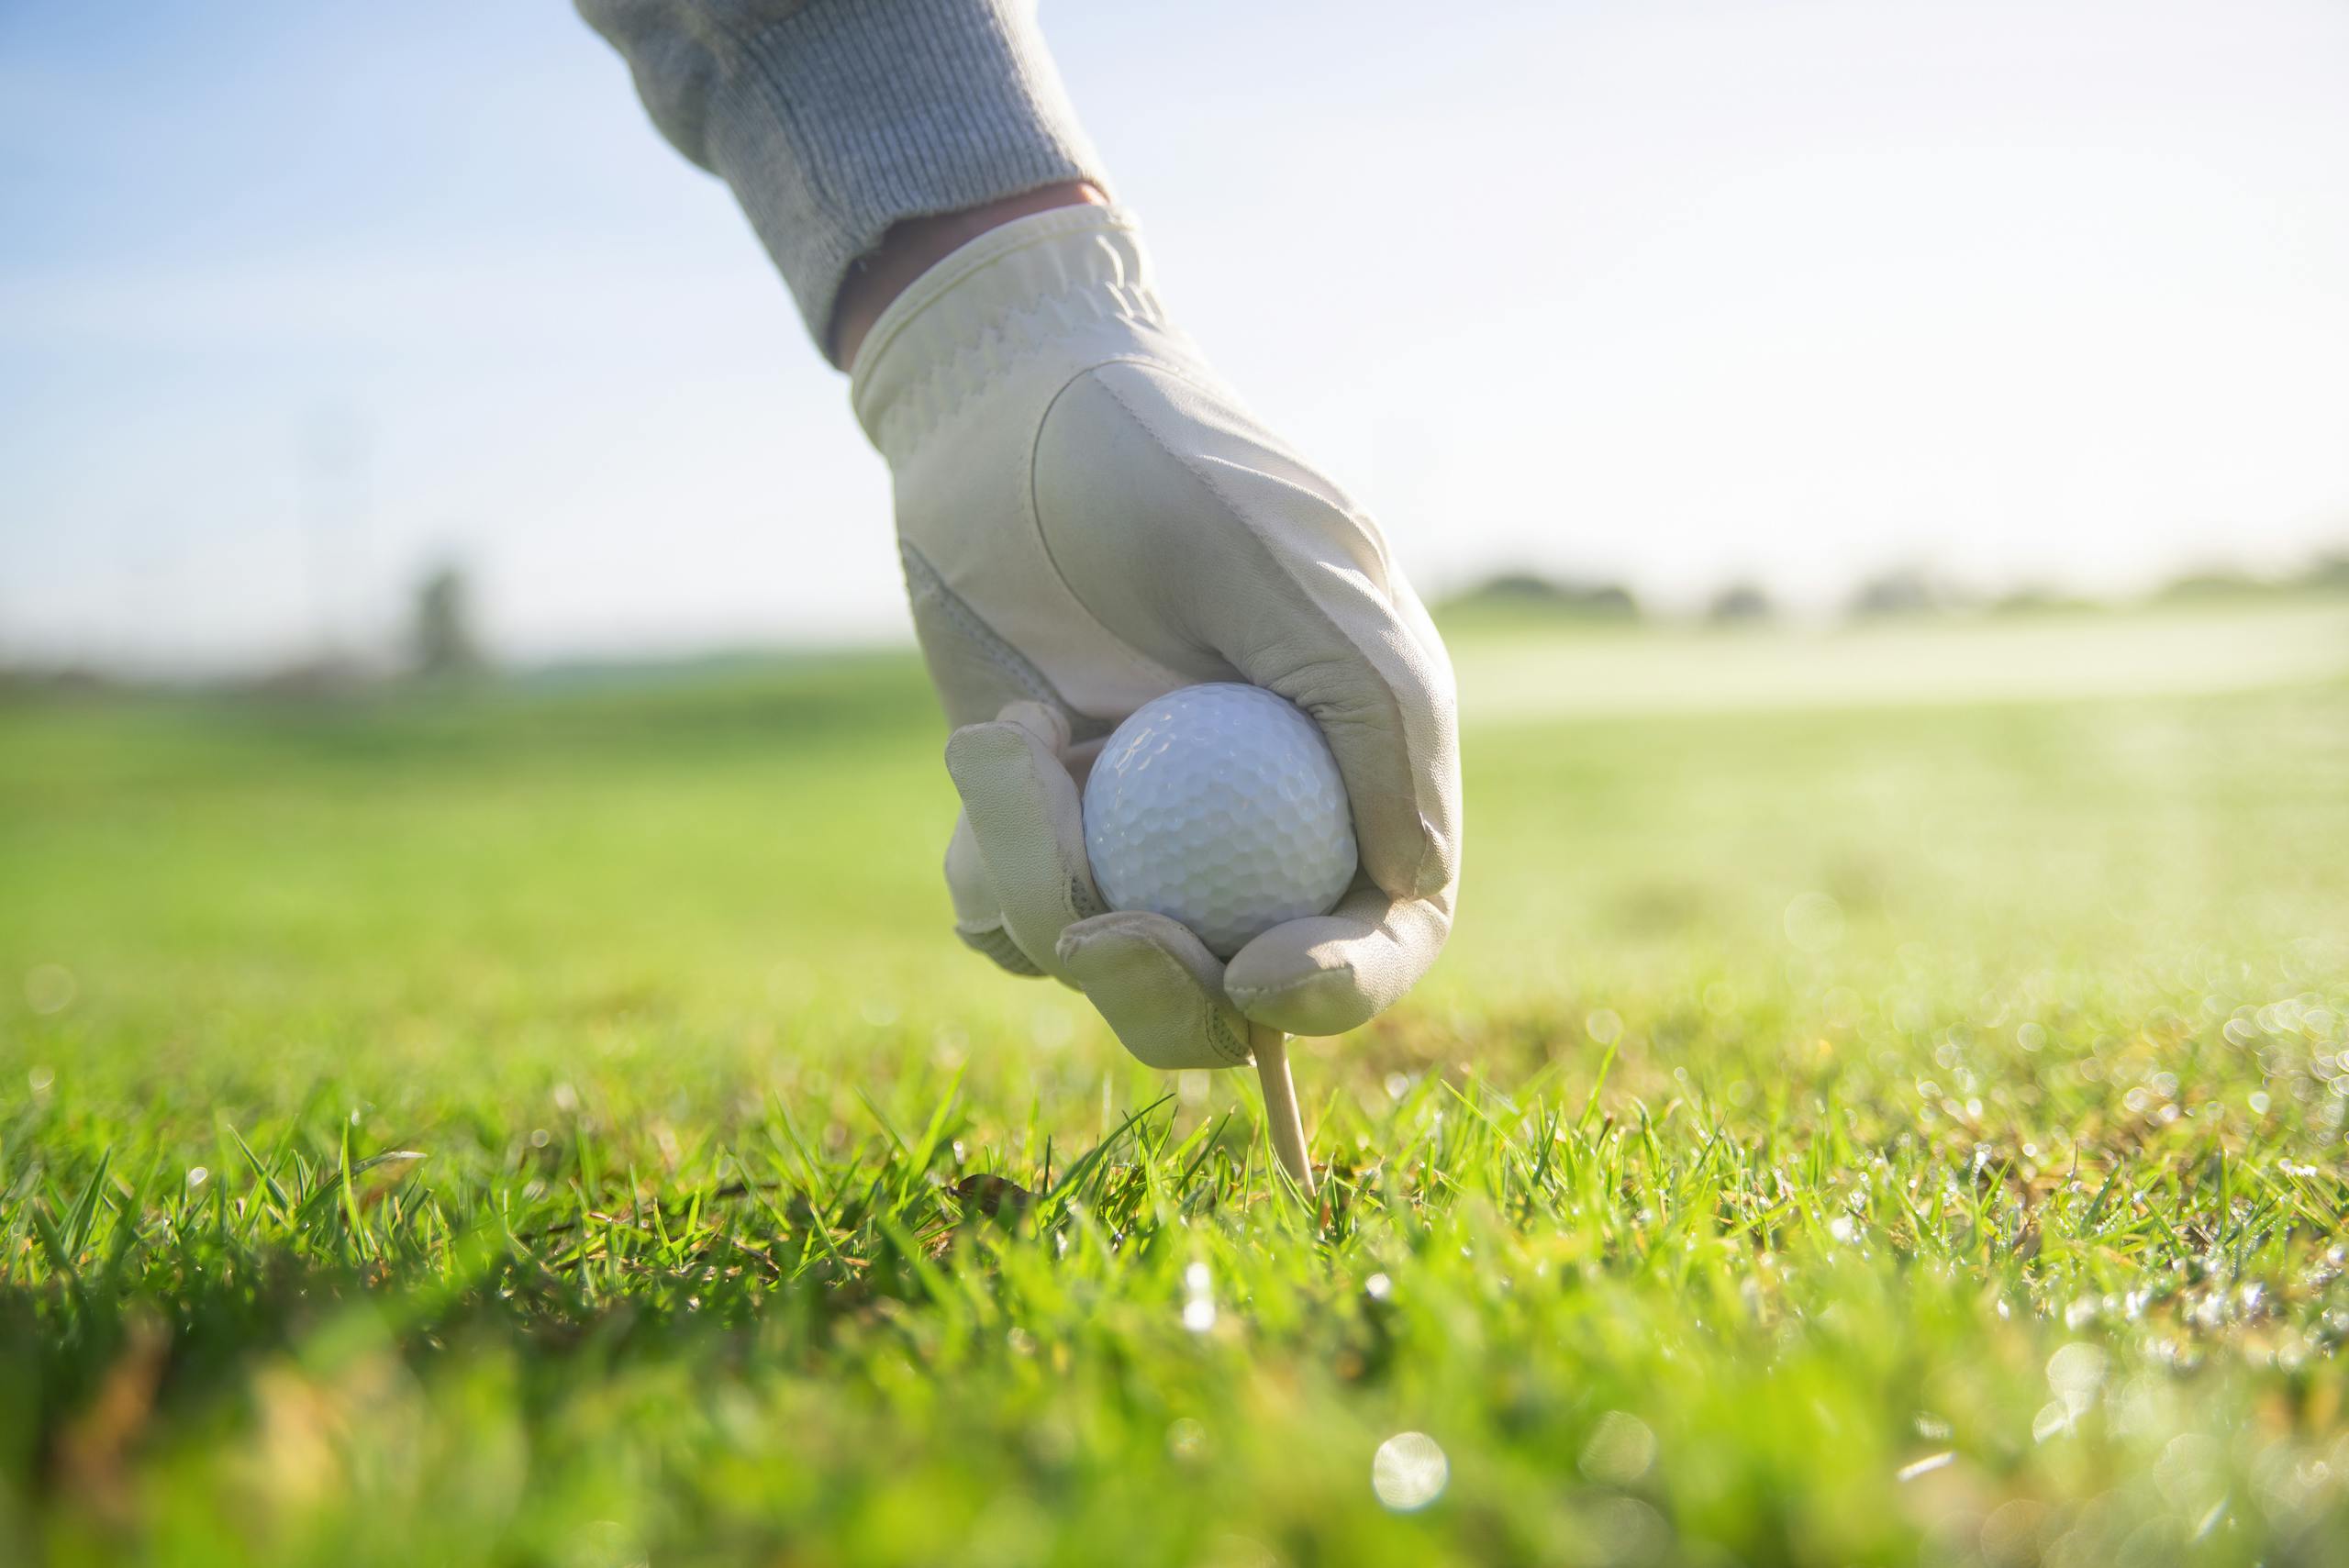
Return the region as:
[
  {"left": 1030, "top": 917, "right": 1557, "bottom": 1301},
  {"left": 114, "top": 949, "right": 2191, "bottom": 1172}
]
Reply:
[{"left": 2, "top": 627, "right": 2346, "bottom": 1566}]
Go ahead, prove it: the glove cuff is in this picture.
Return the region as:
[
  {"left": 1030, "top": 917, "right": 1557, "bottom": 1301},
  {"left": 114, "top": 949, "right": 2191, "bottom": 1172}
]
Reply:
[{"left": 848, "top": 205, "right": 1184, "bottom": 461}]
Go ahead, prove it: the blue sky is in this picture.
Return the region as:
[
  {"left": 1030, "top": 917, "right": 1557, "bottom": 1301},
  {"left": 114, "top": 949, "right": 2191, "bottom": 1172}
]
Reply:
[{"left": 5, "top": 0, "right": 2347, "bottom": 671}]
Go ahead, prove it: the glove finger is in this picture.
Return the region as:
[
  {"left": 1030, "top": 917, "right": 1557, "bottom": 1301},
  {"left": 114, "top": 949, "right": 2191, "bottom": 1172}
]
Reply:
[
  {"left": 943, "top": 810, "right": 1041, "bottom": 976},
  {"left": 942, "top": 703, "right": 1101, "bottom": 984},
  {"left": 1056, "top": 910, "right": 1254, "bottom": 1069},
  {"left": 1224, "top": 538, "right": 1456, "bottom": 908},
  {"left": 1222, "top": 876, "right": 1452, "bottom": 1037}
]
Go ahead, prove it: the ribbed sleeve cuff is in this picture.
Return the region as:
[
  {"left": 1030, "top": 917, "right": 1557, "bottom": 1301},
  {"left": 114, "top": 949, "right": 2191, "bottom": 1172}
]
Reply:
[{"left": 702, "top": 0, "right": 1108, "bottom": 353}]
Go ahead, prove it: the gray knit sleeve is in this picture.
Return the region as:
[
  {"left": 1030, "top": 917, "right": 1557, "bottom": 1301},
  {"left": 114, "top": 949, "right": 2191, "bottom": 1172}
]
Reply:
[{"left": 578, "top": 0, "right": 1108, "bottom": 353}]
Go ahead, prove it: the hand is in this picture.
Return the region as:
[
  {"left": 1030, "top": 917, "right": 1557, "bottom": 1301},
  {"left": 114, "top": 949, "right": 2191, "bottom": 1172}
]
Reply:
[{"left": 848, "top": 204, "right": 1460, "bottom": 1070}]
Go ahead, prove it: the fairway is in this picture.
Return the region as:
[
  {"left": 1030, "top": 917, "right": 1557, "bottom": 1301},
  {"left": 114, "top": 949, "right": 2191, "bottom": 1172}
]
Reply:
[
  {"left": 1451, "top": 601, "right": 2349, "bottom": 719},
  {"left": 4, "top": 617, "right": 2347, "bottom": 1566}
]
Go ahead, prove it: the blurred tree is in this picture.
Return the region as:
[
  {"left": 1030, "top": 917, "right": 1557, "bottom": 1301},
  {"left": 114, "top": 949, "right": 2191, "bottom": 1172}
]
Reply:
[
  {"left": 1846, "top": 565, "right": 1946, "bottom": 618},
  {"left": 1705, "top": 580, "right": 1774, "bottom": 625},
  {"left": 2153, "top": 549, "right": 2349, "bottom": 602},
  {"left": 1441, "top": 571, "right": 1642, "bottom": 623},
  {"left": 2154, "top": 564, "right": 2267, "bottom": 602},
  {"left": 1989, "top": 584, "right": 2099, "bottom": 616},
  {"left": 2295, "top": 548, "right": 2349, "bottom": 593},
  {"left": 411, "top": 562, "right": 485, "bottom": 680}
]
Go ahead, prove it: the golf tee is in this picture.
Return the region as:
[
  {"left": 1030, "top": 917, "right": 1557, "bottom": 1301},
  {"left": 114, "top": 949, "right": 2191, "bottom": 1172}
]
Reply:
[{"left": 1249, "top": 1023, "right": 1316, "bottom": 1195}]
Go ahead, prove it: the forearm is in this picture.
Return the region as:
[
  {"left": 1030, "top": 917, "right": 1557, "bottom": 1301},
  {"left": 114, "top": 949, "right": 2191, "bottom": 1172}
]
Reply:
[{"left": 578, "top": 0, "right": 1108, "bottom": 363}]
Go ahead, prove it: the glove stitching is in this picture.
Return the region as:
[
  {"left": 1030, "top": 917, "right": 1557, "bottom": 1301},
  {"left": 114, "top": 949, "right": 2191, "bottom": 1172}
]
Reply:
[
  {"left": 874, "top": 277, "right": 1171, "bottom": 462},
  {"left": 1026, "top": 356, "right": 1217, "bottom": 693},
  {"left": 1226, "top": 962, "right": 1355, "bottom": 1007},
  {"left": 854, "top": 207, "right": 1137, "bottom": 417},
  {"left": 901, "top": 540, "right": 1073, "bottom": 717},
  {"left": 1083, "top": 366, "right": 1449, "bottom": 902},
  {"left": 1203, "top": 1006, "right": 1252, "bottom": 1067},
  {"left": 956, "top": 924, "right": 1044, "bottom": 977}
]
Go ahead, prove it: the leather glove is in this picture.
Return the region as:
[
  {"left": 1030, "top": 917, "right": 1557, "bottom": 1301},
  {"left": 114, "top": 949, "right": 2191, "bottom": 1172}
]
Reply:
[{"left": 849, "top": 205, "right": 1461, "bottom": 1070}]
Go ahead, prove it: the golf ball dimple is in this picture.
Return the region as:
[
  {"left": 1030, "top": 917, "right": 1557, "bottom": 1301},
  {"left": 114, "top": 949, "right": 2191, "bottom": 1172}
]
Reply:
[{"left": 1082, "top": 684, "right": 1358, "bottom": 958}]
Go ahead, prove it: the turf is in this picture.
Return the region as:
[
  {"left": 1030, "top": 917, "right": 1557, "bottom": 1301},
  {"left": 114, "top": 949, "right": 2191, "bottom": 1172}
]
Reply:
[{"left": 2, "top": 627, "right": 2345, "bottom": 1566}]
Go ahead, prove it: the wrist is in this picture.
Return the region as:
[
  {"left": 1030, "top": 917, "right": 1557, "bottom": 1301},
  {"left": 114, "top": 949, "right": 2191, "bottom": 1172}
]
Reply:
[
  {"left": 831, "top": 182, "right": 1108, "bottom": 370},
  {"left": 848, "top": 204, "right": 1179, "bottom": 466}
]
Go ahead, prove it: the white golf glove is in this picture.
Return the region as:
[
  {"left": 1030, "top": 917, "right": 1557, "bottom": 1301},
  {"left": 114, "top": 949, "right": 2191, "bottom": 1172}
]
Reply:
[{"left": 850, "top": 205, "right": 1460, "bottom": 1070}]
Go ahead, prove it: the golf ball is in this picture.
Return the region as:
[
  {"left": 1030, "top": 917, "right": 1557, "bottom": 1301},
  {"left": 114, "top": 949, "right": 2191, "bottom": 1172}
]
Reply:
[{"left": 1082, "top": 683, "right": 1358, "bottom": 958}]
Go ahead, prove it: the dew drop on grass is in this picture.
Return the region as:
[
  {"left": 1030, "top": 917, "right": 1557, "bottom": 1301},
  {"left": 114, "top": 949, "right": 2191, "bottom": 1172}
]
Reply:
[
  {"left": 23, "top": 964, "right": 75, "bottom": 1015},
  {"left": 2047, "top": 1342, "right": 2108, "bottom": 1415},
  {"left": 1578, "top": 1411, "right": 1656, "bottom": 1485},
  {"left": 1182, "top": 1262, "right": 1216, "bottom": 1332},
  {"left": 1783, "top": 892, "right": 1845, "bottom": 952},
  {"left": 1371, "top": 1431, "right": 1448, "bottom": 1510},
  {"left": 1896, "top": 1451, "right": 1955, "bottom": 1482}
]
